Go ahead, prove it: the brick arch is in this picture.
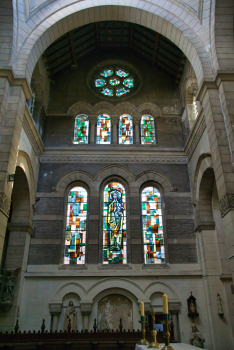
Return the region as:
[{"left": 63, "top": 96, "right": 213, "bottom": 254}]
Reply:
[
  {"left": 193, "top": 153, "right": 212, "bottom": 206},
  {"left": 145, "top": 282, "right": 178, "bottom": 300},
  {"left": 14, "top": 5, "right": 213, "bottom": 86},
  {"left": 94, "top": 165, "right": 135, "bottom": 185},
  {"left": 93, "top": 102, "right": 115, "bottom": 116},
  {"left": 137, "top": 103, "right": 162, "bottom": 118},
  {"left": 55, "top": 171, "right": 94, "bottom": 194},
  {"left": 114, "top": 102, "right": 137, "bottom": 116},
  {"left": 67, "top": 102, "right": 93, "bottom": 117},
  {"left": 136, "top": 171, "right": 175, "bottom": 193},
  {"left": 54, "top": 282, "right": 86, "bottom": 301}
]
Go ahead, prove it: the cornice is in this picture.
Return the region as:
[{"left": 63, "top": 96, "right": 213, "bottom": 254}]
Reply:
[
  {"left": 0, "top": 69, "right": 32, "bottom": 99},
  {"left": 23, "top": 106, "right": 44, "bottom": 158},
  {"left": 197, "top": 72, "right": 234, "bottom": 101}
]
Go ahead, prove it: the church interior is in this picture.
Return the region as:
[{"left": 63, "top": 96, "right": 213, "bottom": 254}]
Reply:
[{"left": 0, "top": 1, "right": 234, "bottom": 349}]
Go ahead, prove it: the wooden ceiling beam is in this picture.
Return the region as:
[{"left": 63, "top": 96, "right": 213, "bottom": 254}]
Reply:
[
  {"left": 151, "top": 32, "right": 160, "bottom": 65},
  {"left": 69, "top": 31, "right": 77, "bottom": 65}
]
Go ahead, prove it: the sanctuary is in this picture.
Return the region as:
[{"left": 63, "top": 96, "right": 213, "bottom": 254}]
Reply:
[{"left": 0, "top": 1, "right": 234, "bottom": 350}]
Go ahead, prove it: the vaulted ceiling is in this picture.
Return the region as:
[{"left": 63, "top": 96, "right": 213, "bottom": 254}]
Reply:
[{"left": 43, "top": 21, "right": 185, "bottom": 84}]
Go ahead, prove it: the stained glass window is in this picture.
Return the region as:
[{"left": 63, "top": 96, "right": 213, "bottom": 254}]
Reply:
[
  {"left": 119, "top": 115, "right": 133, "bottom": 144},
  {"left": 74, "top": 115, "right": 89, "bottom": 144},
  {"left": 116, "top": 69, "right": 129, "bottom": 77},
  {"left": 64, "top": 187, "right": 87, "bottom": 264},
  {"left": 100, "top": 88, "right": 114, "bottom": 96},
  {"left": 100, "top": 69, "right": 114, "bottom": 77},
  {"left": 97, "top": 114, "right": 111, "bottom": 144},
  {"left": 141, "top": 115, "right": 156, "bottom": 144},
  {"left": 103, "top": 182, "right": 127, "bottom": 264},
  {"left": 95, "top": 79, "right": 106, "bottom": 87},
  {"left": 109, "top": 78, "right": 120, "bottom": 86},
  {"left": 141, "top": 187, "right": 164, "bottom": 264},
  {"left": 123, "top": 78, "right": 134, "bottom": 88},
  {"left": 116, "top": 87, "right": 129, "bottom": 97}
]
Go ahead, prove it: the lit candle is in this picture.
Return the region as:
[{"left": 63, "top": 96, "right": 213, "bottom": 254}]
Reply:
[
  {"left": 162, "top": 294, "right": 168, "bottom": 314},
  {"left": 140, "top": 301, "right": 144, "bottom": 316}
]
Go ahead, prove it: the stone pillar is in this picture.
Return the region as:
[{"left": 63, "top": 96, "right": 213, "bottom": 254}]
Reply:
[
  {"left": 80, "top": 301, "right": 93, "bottom": 330},
  {"left": 133, "top": 117, "right": 141, "bottom": 144},
  {"left": 0, "top": 79, "right": 29, "bottom": 263},
  {"left": 200, "top": 84, "right": 234, "bottom": 282},
  {"left": 89, "top": 116, "right": 97, "bottom": 144},
  {"left": 49, "top": 302, "right": 62, "bottom": 331},
  {"left": 130, "top": 183, "right": 142, "bottom": 264},
  {"left": 111, "top": 116, "right": 119, "bottom": 144}
]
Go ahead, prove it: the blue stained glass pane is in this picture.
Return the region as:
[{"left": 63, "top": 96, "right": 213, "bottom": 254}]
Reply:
[
  {"left": 116, "top": 88, "right": 129, "bottom": 97},
  {"left": 119, "top": 114, "right": 133, "bottom": 144},
  {"left": 109, "top": 78, "right": 120, "bottom": 86},
  {"left": 103, "top": 182, "right": 127, "bottom": 264},
  {"left": 64, "top": 186, "right": 87, "bottom": 265},
  {"left": 123, "top": 78, "right": 134, "bottom": 88},
  {"left": 100, "top": 88, "right": 113, "bottom": 96},
  {"left": 141, "top": 187, "right": 164, "bottom": 264},
  {"left": 97, "top": 114, "right": 111, "bottom": 144},
  {"left": 95, "top": 78, "right": 106, "bottom": 87},
  {"left": 116, "top": 69, "right": 129, "bottom": 77},
  {"left": 100, "top": 69, "right": 114, "bottom": 77}
]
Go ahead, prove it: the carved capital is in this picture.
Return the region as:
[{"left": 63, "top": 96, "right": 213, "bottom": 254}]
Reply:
[
  {"left": 89, "top": 116, "right": 97, "bottom": 124},
  {"left": 111, "top": 116, "right": 119, "bottom": 125},
  {"left": 219, "top": 194, "right": 234, "bottom": 217},
  {"left": 0, "top": 192, "right": 11, "bottom": 218},
  {"left": 133, "top": 117, "right": 141, "bottom": 125}
]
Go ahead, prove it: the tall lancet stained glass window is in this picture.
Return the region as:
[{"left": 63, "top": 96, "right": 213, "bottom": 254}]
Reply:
[
  {"left": 97, "top": 114, "right": 111, "bottom": 144},
  {"left": 74, "top": 115, "right": 89, "bottom": 144},
  {"left": 103, "top": 183, "right": 127, "bottom": 264},
  {"left": 141, "top": 115, "right": 156, "bottom": 144},
  {"left": 119, "top": 114, "right": 133, "bottom": 144},
  {"left": 141, "top": 187, "right": 165, "bottom": 264},
  {"left": 64, "top": 187, "right": 87, "bottom": 264}
]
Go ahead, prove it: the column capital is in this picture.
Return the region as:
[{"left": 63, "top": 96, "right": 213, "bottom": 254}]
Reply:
[
  {"left": 133, "top": 117, "right": 141, "bottom": 125},
  {"left": 89, "top": 115, "right": 97, "bottom": 124},
  {"left": 219, "top": 194, "right": 234, "bottom": 218},
  {"left": 80, "top": 300, "right": 93, "bottom": 315},
  {"left": 7, "top": 223, "right": 35, "bottom": 236},
  {"left": 111, "top": 116, "right": 119, "bottom": 125},
  {"left": 49, "top": 301, "right": 62, "bottom": 314},
  {"left": 194, "top": 222, "right": 215, "bottom": 232}
]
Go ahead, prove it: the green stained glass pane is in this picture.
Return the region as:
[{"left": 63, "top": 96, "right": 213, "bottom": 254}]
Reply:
[
  {"left": 95, "top": 78, "right": 106, "bottom": 87},
  {"left": 116, "top": 88, "right": 129, "bottom": 97},
  {"left": 74, "top": 114, "right": 89, "bottom": 144},
  {"left": 116, "top": 69, "right": 129, "bottom": 77},
  {"left": 97, "top": 114, "right": 111, "bottom": 144},
  {"left": 100, "top": 69, "right": 114, "bottom": 77},
  {"left": 109, "top": 78, "right": 120, "bottom": 86},
  {"left": 123, "top": 78, "right": 134, "bottom": 88},
  {"left": 141, "top": 115, "right": 156, "bottom": 144},
  {"left": 100, "top": 88, "right": 113, "bottom": 96}
]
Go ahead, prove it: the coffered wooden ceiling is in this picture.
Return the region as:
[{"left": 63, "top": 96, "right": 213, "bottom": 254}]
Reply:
[{"left": 43, "top": 21, "right": 185, "bottom": 84}]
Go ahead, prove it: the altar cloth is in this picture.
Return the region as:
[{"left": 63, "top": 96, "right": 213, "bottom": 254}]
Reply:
[{"left": 135, "top": 343, "right": 207, "bottom": 350}]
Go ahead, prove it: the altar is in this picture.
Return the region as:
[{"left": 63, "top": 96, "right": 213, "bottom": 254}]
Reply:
[{"left": 136, "top": 344, "right": 207, "bottom": 350}]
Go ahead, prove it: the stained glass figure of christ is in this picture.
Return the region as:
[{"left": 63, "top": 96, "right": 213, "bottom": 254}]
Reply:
[
  {"left": 74, "top": 115, "right": 89, "bottom": 144},
  {"left": 64, "top": 187, "right": 87, "bottom": 264},
  {"left": 141, "top": 187, "right": 165, "bottom": 264},
  {"left": 103, "top": 183, "right": 127, "bottom": 264}
]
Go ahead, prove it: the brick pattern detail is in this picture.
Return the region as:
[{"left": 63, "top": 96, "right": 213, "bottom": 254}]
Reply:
[
  {"left": 89, "top": 198, "right": 99, "bottom": 215},
  {"left": 169, "top": 244, "right": 197, "bottom": 263},
  {"left": 35, "top": 198, "right": 64, "bottom": 215},
  {"left": 166, "top": 197, "right": 193, "bottom": 215},
  {"left": 130, "top": 197, "right": 141, "bottom": 215},
  {"left": 167, "top": 220, "right": 195, "bottom": 238},
  {"left": 87, "top": 245, "right": 99, "bottom": 264},
  {"left": 88, "top": 220, "right": 99, "bottom": 240},
  {"left": 130, "top": 220, "right": 141, "bottom": 238},
  {"left": 131, "top": 244, "right": 143, "bottom": 264},
  {"left": 28, "top": 245, "right": 61, "bottom": 264},
  {"left": 33, "top": 220, "right": 63, "bottom": 238}
]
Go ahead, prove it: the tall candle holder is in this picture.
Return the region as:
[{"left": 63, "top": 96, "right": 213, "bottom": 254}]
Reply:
[
  {"left": 161, "top": 315, "right": 174, "bottom": 350},
  {"left": 148, "top": 310, "right": 161, "bottom": 349},
  {"left": 138, "top": 317, "right": 149, "bottom": 345}
]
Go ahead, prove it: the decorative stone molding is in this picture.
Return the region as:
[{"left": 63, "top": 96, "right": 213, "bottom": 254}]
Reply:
[
  {"left": 111, "top": 116, "right": 119, "bottom": 125},
  {"left": 0, "top": 193, "right": 11, "bottom": 218},
  {"left": 194, "top": 222, "right": 215, "bottom": 232},
  {"left": 0, "top": 69, "right": 32, "bottom": 99},
  {"left": 40, "top": 155, "right": 187, "bottom": 164},
  {"left": 219, "top": 194, "right": 234, "bottom": 218},
  {"left": 7, "top": 223, "right": 35, "bottom": 236},
  {"left": 23, "top": 107, "right": 43, "bottom": 159},
  {"left": 186, "top": 117, "right": 206, "bottom": 161},
  {"left": 49, "top": 302, "right": 63, "bottom": 314}
]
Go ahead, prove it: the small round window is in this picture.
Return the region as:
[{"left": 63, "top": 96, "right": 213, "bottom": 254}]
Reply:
[{"left": 94, "top": 68, "right": 135, "bottom": 98}]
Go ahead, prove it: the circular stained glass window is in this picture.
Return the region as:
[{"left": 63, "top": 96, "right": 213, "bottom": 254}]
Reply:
[{"left": 94, "top": 68, "right": 135, "bottom": 98}]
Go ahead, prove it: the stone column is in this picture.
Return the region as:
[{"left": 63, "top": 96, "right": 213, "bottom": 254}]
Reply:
[
  {"left": 168, "top": 302, "right": 180, "bottom": 342},
  {"left": 200, "top": 84, "right": 234, "bottom": 282},
  {"left": 89, "top": 116, "right": 97, "bottom": 144},
  {"left": 0, "top": 78, "right": 30, "bottom": 263},
  {"left": 49, "top": 302, "right": 62, "bottom": 331},
  {"left": 133, "top": 117, "right": 141, "bottom": 144},
  {"left": 80, "top": 301, "right": 93, "bottom": 330},
  {"left": 111, "top": 116, "right": 119, "bottom": 144}
]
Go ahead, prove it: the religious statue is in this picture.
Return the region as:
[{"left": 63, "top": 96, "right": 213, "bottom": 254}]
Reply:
[
  {"left": 190, "top": 300, "right": 196, "bottom": 313},
  {"left": 108, "top": 189, "right": 124, "bottom": 251},
  {"left": 189, "top": 324, "right": 205, "bottom": 348},
  {"left": 64, "top": 301, "right": 77, "bottom": 331}
]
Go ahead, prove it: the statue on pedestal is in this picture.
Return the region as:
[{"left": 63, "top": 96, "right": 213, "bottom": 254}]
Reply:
[
  {"left": 64, "top": 301, "right": 77, "bottom": 331},
  {"left": 189, "top": 324, "right": 205, "bottom": 348}
]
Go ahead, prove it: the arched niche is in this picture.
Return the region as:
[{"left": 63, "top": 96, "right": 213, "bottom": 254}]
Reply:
[{"left": 57, "top": 292, "right": 82, "bottom": 331}]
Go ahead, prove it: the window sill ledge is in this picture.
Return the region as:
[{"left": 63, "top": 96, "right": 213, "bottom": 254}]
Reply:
[{"left": 59, "top": 264, "right": 87, "bottom": 270}]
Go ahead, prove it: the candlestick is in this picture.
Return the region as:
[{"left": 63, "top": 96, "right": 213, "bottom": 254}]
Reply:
[
  {"left": 161, "top": 319, "right": 174, "bottom": 350},
  {"left": 148, "top": 310, "right": 161, "bottom": 349},
  {"left": 162, "top": 294, "right": 168, "bottom": 314},
  {"left": 138, "top": 321, "right": 149, "bottom": 346}
]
